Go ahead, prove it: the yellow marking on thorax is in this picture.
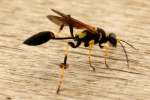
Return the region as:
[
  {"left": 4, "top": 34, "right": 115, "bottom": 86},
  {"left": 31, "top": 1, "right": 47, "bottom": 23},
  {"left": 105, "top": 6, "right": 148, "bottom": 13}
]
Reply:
[
  {"left": 78, "top": 31, "right": 87, "bottom": 39},
  {"left": 105, "top": 32, "right": 109, "bottom": 37}
]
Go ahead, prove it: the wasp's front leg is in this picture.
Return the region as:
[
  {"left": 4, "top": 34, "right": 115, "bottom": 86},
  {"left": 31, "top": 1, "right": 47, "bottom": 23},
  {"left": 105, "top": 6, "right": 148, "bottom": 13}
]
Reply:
[
  {"left": 102, "top": 43, "right": 110, "bottom": 69},
  {"left": 88, "top": 40, "right": 95, "bottom": 71}
]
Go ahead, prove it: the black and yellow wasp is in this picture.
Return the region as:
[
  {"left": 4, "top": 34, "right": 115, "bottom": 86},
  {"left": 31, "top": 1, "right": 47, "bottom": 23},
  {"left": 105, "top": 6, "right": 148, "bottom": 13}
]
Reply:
[{"left": 24, "top": 9, "right": 136, "bottom": 94}]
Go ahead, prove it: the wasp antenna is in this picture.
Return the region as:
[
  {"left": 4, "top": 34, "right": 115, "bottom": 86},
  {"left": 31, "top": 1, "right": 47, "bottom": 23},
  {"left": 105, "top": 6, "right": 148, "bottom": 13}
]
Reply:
[
  {"left": 119, "top": 40, "right": 137, "bottom": 50},
  {"left": 51, "top": 8, "right": 56, "bottom": 12},
  {"left": 118, "top": 41, "right": 129, "bottom": 69},
  {"left": 51, "top": 8, "right": 55, "bottom": 12}
]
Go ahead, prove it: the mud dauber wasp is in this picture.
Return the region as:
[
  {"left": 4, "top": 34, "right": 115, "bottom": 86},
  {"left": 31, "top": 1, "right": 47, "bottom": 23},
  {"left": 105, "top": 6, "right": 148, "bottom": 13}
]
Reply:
[{"left": 24, "top": 9, "right": 136, "bottom": 94}]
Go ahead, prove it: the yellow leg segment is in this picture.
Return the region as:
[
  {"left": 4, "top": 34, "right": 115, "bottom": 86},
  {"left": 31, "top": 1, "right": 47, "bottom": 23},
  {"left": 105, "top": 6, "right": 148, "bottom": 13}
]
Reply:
[
  {"left": 56, "top": 44, "right": 69, "bottom": 94},
  {"left": 56, "top": 65, "right": 65, "bottom": 94},
  {"left": 102, "top": 43, "right": 110, "bottom": 68},
  {"left": 88, "top": 40, "right": 95, "bottom": 71}
]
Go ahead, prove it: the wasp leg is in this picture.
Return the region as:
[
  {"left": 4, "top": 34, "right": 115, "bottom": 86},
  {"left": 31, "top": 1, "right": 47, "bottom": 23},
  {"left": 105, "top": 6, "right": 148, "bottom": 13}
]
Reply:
[
  {"left": 69, "top": 25, "right": 74, "bottom": 38},
  {"left": 58, "top": 24, "right": 64, "bottom": 33},
  {"left": 68, "top": 35, "right": 81, "bottom": 48},
  {"left": 67, "top": 15, "right": 75, "bottom": 39},
  {"left": 88, "top": 40, "right": 95, "bottom": 71},
  {"left": 56, "top": 63, "right": 65, "bottom": 94},
  {"left": 103, "top": 44, "right": 110, "bottom": 68},
  {"left": 56, "top": 45, "right": 69, "bottom": 94},
  {"left": 68, "top": 40, "right": 81, "bottom": 48}
]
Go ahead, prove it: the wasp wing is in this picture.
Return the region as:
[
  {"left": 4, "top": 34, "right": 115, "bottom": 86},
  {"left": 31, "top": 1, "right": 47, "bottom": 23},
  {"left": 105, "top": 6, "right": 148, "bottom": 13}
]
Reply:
[
  {"left": 47, "top": 9, "right": 96, "bottom": 33},
  {"left": 47, "top": 15, "right": 68, "bottom": 26},
  {"left": 47, "top": 15, "right": 92, "bottom": 29},
  {"left": 51, "top": 9, "right": 67, "bottom": 18}
]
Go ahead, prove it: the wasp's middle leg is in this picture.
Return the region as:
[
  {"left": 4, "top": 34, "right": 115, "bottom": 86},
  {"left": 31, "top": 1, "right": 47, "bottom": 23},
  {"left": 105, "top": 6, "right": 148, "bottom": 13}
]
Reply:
[{"left": 67, "top": 15, "right": 75, "bottom": 39}]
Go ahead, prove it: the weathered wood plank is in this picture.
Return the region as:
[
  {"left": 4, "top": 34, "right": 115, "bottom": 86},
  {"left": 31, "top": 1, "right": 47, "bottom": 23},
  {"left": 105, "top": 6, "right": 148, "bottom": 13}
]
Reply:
[{"left": 0, "top": 0, "right": 150, "bottom": 100}]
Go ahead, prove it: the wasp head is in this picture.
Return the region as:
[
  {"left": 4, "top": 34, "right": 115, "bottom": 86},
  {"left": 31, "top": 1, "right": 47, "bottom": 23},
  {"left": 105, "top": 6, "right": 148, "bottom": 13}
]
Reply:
[{"left": 108, "top": 33, "right": 117, "bottom": 47}]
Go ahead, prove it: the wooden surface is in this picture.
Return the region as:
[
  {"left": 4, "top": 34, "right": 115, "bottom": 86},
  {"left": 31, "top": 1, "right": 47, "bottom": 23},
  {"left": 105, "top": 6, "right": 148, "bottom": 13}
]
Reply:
[{"left": 0, "top": 0, "right": 150, "bottom": 100}]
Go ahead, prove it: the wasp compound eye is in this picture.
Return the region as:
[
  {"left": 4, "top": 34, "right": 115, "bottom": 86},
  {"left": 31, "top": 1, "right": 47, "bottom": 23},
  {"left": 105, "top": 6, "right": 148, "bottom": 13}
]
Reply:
[
  {"left": 109, "top": 33, "right": 117, "bottom": 47},
  {"left": 24, "top": 31, "right": 55, "bottom": 46}
]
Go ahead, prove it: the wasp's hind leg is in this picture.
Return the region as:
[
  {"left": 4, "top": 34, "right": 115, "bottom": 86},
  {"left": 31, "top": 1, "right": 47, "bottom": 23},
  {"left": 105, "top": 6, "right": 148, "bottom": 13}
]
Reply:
[
  {"left": 68, "top": 35, "right": 81, "bottom": 48},
  {"left": 67, "top": 15, "right": 75, "bottom": 39},
  {"left": 69, "top": 24, "right": 74, "bottom": 38},
  {"left": 58, "top": 24, "right": 65, "bottom": 33},
  {"left": 68, "top": 40, "right": 81, "bottom": 48},
  {"left": 56, "top": 45, "right": 69, "bottom": 94},
  {"left": 88, "top": 40, "right": 95, "bottom": 71}
]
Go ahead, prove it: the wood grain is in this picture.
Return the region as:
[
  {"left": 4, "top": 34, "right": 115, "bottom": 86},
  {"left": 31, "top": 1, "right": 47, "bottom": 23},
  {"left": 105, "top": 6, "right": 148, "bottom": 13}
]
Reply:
[{"left": 0, "top": 0, "right": 150, "bottom": 100}]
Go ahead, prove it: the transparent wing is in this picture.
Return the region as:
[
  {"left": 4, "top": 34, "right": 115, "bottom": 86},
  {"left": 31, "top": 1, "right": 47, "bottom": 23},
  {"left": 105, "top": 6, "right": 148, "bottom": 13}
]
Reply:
[
  {"left": 47, "top": 15, "right": 68, "bottom": 26},
  {"left": 47, "top": 9, "right": 96, "bottom": 33}
]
